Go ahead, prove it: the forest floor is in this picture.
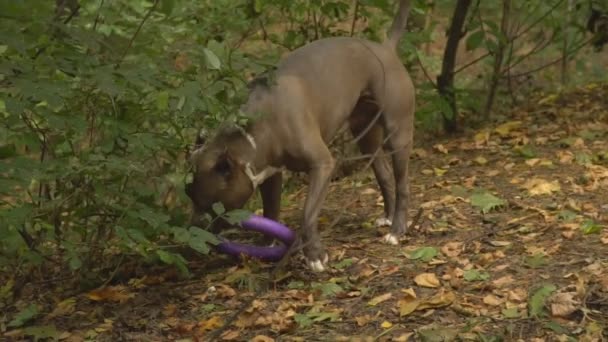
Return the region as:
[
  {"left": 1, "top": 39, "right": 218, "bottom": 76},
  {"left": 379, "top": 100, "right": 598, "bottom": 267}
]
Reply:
[{"left": 5, "top": 84, "right": 608, "bottom": 342}]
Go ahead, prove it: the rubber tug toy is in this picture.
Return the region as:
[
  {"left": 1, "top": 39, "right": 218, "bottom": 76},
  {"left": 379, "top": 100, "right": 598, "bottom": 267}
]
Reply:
[{"left": 216, "top": 215, "right": 296, "bottom": 262}]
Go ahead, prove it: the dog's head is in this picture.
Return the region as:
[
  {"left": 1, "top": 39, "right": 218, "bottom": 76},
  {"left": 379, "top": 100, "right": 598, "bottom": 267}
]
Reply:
[{"left": 185, "top": 128, "right": 255, "bottom": 226}]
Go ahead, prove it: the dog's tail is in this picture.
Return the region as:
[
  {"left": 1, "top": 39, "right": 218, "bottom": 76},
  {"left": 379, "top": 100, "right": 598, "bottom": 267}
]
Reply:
[{"left": 385, "top": 0, "right": 413, "bottom": 50}]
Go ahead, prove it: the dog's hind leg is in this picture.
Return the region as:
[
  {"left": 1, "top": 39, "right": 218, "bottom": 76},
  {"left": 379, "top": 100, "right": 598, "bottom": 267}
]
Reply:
[
  {"left": 378, "top": 77, "right": 415, "bottom": 245},
  {"left": 349, "top": 101, "right": 395, "bottom": 227}
]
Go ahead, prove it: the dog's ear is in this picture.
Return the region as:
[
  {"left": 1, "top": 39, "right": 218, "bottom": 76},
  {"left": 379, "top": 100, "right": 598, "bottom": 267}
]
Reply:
[{"left": 214, "top": 149, "right": 236, "bottom": 177}]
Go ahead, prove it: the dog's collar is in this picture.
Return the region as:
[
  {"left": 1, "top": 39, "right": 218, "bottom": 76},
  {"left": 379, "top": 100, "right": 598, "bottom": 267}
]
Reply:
[{"left": 240, "top": 131, "right": 280, "bottom": 190}]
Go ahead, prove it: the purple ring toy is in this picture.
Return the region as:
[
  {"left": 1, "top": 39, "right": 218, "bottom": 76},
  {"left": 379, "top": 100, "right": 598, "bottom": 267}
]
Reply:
[{"left": 216, "top": 215, "right": 296, "bottom": 262}]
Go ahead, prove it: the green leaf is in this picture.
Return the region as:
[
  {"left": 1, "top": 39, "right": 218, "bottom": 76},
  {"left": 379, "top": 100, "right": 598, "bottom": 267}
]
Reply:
[
  {"left": 8, "top": 303, "right": 39, "bottom": 327},
  {"left": 188, "top": 226, "right": 220, "bottom": 254},
  {"left": 295, "top": 310, "right": 339, "bottom": 328},
  {"left": 524, "top": 253, "right": 548, "bottom": 268},
  {"left": 160, "top": 0, "right": 174, "bottom": 16},
  {"left": 172, "top": 227, "right": 191, "bottom": 243},
  {"left": 529, "top": 284, "right": 556, "bottom": 318},
  {"left": 406, "top": 246, "right": 438, "bottom": 262},
  {"left": 203, "top": 48, "right": 221, "bottom": 70},
  {"left": 333, "top": 258, "right": 354, "bottom": 270},
  {"left": 581, "top": 219, "right": 603, "bottom": 235},
  {"left": 212, "top": 202, "right": 225, "bottom": 216},
  {"left": 463, "top": 269, "right": 490, "bottom": 282},
  {"left": 501, "top": 307, "right": 520, "bottom": 319},
  {"left": 557, "top": 210, "right": 577, "bottom": 221},
  {"left": 22, "top": 325, "right": 59, "bottom": 341},
  {"left": 311, "top": 282, "right": 344, "bottom": 298},
  {"left": 223, "top": 209, "right": 252, "bottom": 225},
  {"left": 156, "top": 91, "right": 169, "bottom": 110},
  {"left": 515, "top": 145, "right": 536, "bottom": 159},
  {"left": 470, "top": 192, "right": 506, "bottom": 214},
  {"left": 466, "top": 30, "right": 485, "bottom": 51},
  {"left": 544, "top": 320, "right": 568, "bottom": 334}
]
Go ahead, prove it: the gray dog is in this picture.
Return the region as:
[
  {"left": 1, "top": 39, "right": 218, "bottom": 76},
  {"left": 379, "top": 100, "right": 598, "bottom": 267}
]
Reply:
[{"left": 186, "top": 0, "right": 415, "bottom": 272}]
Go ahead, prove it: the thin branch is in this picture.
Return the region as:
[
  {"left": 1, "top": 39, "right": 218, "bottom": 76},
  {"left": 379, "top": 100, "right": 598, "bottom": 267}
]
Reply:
[
  {"left": 350, "top": 0, "right": 360, "bottom": 36},
  {"left": 414, "top": 50, "right": 438, "bottom": 89},
  {"left": 115, "top": 0, "right": 160, "bottom": 69},
  {"left": 93, "top": 0, "right": 105, "bottom": 32},
  {"left": 507, "top": 37, "right": 591, "bottom": 78}
]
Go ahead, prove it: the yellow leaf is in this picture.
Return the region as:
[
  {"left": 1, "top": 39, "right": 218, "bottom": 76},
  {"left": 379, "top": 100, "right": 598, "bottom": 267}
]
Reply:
[
  {"left": 474, "top": 156, "right": 488, "bottom": 165},
  {"left": 538, "top": 94, "right": 558, "bottom": 105},
  {"left": 45, "top": 298, "right": 76, "bottom": 319},
  {"left": 416, "top": 289, "right": 456, "bottom": 310},
  {"left": 474, "top": 131, "right": 490, "bottom": 145},
  {"left": 368, "top": 292, "right": 392, "bottom": 306},
  {"left": 434, "top": 168, "right": 447, "bottom": 176},
  {"left": 414, "top": 273, "right": 440, "bottom": 288},
  {"left": 398, "top": 297, "right": 420, "bottom": 317},
  {"left": 522, "top": 178, "right": 561, "bottom": 196},
  {"left": 381, "top": 321, "right": 393, "bottom": 329},
  {"left": 494, "top": 121, "right": 522, "bottom": 136}
]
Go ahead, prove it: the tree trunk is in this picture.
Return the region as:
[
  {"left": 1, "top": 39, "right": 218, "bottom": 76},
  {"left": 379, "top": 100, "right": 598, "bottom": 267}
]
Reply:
[{"left": 436, "top": 0, "right": 472, "bottom": 134}]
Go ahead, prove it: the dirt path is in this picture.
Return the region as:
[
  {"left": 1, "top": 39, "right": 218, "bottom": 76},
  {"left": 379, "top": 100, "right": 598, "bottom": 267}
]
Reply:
[{"left": 5, "top": 84, "right": 608, "bottom": 342}]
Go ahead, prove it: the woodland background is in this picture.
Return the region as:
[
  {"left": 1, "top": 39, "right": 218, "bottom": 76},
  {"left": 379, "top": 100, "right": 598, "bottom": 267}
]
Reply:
[{"left": 1, "top": 0, "right": 607, "bottom": 340}]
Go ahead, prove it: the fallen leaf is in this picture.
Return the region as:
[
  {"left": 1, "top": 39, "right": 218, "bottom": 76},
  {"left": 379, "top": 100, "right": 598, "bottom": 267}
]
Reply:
[
  {"left": 198, "top": 316, "right": 223, "bottom": 331},
  {"left": 433, "top": 144, "right": 448, "bottom": 154},
  {"left": 220, "top": 330, "right": 241, "bottom": 341},
  {"left": 441, "top": 242, "right": 463, "bottom": 257},
  {"left": 522, "top": 178, "right": 561, "bottom": 196},
  {"left": 474, "top": 156, "right": 488, "bottom": 165},
  {"left": 483, "top": 294, "right": 503, "bottom": 306},
  {"left": 550, "top": 292, "right": 580, "bottom": 318},
  {"left": 86, "top": 286, "right": 134, "bottom": 303},
  {"left": 251, "top": 335, "right": 275, "bottom": 342},
  {"left": 45, "top": 298, "right": 76, "bottom": 320},
  {"left": 414, "top": 273, "right": 440, "bottom": 288},
  {"left": 495, "top": 121, "right": 522, "bottom": 137},
  {"left": 355, "top": 315, "right": 372, "bottom": 327},
  {"left": 416, "top": 289, "right": 456, "bottom": 311},
  {"left": 394, "top": 332, "right": 415, "bottom": 342},
  {"left": 381, "top": 321, "right": 393, "bottom": 329},
  {"left": 361, "top": 188, "right": 378, "bottom": 195},
  {"left": 492, "top": 275, "right": 514, "bottom": 288},
  {"left": 368, "top": 292, "right": 392, "bottom": 306}
]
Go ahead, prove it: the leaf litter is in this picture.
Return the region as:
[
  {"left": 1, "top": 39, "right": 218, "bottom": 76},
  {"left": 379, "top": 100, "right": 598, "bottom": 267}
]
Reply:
[{"left": 4, "top": 86, "right": 608, "bottom": 341}]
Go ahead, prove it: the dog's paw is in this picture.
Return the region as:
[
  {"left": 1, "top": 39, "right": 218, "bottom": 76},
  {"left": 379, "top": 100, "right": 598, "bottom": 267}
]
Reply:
[
  {"left": 381, "top": 233, "right": 399, "bottom": 245},
  {"left": 306, "top": 253, "right": 329, "bottom": 272},
  {"left": 375, "top": 217, "right": 392, "bottom": 227}
]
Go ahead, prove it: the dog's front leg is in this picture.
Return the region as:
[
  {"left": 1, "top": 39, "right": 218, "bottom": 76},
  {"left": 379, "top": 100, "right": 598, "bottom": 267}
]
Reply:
[
  {"left": 301, "top": 156, "right": 335, "bottom": 272},
  {"left": 259, "top": 172, "right": 282, "bottom": 221}
]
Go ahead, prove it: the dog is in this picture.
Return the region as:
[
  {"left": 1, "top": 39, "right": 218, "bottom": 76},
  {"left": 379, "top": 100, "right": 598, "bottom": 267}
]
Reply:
[{"left": 186, "top": 0, "right": 415, "bottom": 272}]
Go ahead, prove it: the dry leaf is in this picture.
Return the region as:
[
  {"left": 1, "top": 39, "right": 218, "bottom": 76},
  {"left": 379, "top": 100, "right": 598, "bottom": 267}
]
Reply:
[
  {"left": 434, "top": 144, "right": 449, "bottom": 154},
  {"left": 416, "top": 289, "right": 456, "bottom": 311},
  {"left": 550, "top": 292, "right": 580, "bottom": 317},
  {"left": 441, "top": 242, "right": 464, "bottom": 257},
  {"left": 522, "top": 178, "right": 561, "bottom": 196},
  {"left": 163, "top": 304, "right": 178, "bottom": 317},
  {"left": 355, "top": 315, "right": 372, "bottom": 327},
  {"left": 220, "top": 330, "right": 241, "bottom": 341},
  {"left": 414, "top": 273, "right": 441, "bottom": 288},
  {"left": 86, "top": 286, "right": 134, "bottom": 303},
  {"left": 495, "top": 121, "right": 522, "bottom": 136},
  {"left": 45, "top": 298, "right": 76, "bottom": 320},
  {"left": 368, "top": 292, "right": 392, "bottom": 306},
  {"left": 483, "top": 294, "right": 503, "bottom": 306},
  {"left": 394, "top": 332, "right": 415, "bottom": 342},
  {"left": 251, "top": 335, "right": 275, "bottom": 342},
  {"left": 361, "top": 188, "right": 378, "bottom": 195},
  {"left": 198, "top": 316, "right": 224, "bottom": 331},
  {"left": 507, "top": 288, "right": 528, "bottom": 302},
  {"left": 492, "top": 275, "right": 514, "bottom": 288}
]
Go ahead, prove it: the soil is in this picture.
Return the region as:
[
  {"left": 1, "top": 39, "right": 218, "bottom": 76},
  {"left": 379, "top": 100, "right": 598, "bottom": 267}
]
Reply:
[{"left": 3, "top": 85, "right": 608, "bottom": 342}]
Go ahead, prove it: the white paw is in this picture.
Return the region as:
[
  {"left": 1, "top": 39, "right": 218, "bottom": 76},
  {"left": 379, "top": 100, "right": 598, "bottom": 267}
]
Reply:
[
  {"left": 306, "top": 254, "right": 329, "bottom": 272},
  {"left": 382, "top": 233, "right": 399, "bottom": 245},
  {"left": 375, "top": 217, "right": 392, "bottom": 227}
]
